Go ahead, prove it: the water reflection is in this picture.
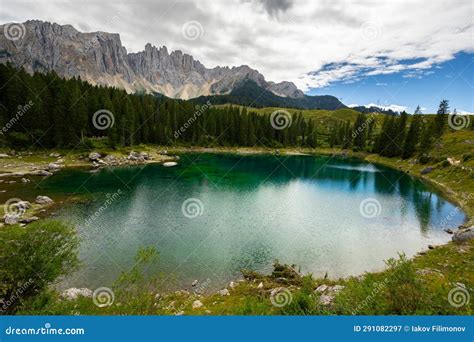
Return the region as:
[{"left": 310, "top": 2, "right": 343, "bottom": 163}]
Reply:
[{"left": 36, "top": 153, "right": 466, "bottom": 291}]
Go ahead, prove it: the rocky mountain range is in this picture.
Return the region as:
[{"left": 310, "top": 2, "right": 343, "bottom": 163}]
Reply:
[{"left": 0, "top": 20, "right": 308, "bottom": 101}]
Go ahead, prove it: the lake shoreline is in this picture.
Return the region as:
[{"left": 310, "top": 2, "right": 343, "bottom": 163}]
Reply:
[
  {"left": 1, "top": 146, "right": 470, "bottom": 285},
  {"left": 1, "top": 145, "right": 469, "bottom": 232}
]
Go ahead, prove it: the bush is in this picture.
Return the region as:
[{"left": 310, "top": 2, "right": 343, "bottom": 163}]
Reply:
[
  {"left": 0, "top": 220, "right": 78, "bottom": 314},
  {"left": 419, "top": 154, "right": 431, "bottom": 164},
  {"left": 462, "top": 153, "right": 472, "bottom": 162},
  {"left": 440, "top": 160, "right": 450, "bottom": 167}
]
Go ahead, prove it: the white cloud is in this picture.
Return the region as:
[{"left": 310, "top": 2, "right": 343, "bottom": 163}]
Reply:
[
  {"left": 365, "top": 103, "right": 408, "bottom": 113},
  {"left": 1, "top": 0, "right": 472, "bottom": 92},
  {"left": 349, "top": 103, "right": 408, "bottom": 113}
]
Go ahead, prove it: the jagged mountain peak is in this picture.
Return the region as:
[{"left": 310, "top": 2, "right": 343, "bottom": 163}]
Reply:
[{"left": 0, "top": 19, "right": 305, "bottom": 100}]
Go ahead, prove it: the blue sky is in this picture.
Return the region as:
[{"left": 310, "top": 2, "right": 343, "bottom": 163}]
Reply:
[{"left": 308, "top": 53, "right": 474, "bottom": 114}]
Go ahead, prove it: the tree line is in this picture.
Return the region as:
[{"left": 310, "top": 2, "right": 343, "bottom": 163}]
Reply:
[
  {"left": 0, "top": 64, "right": 317, "bottom": 149},
  {"left": 0, "top": 63, "right": 471, "bottom": 159}
]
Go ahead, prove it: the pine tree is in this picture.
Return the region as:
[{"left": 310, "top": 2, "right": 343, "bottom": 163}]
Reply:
[
  {"left": 402, "top": 114, "right": 422, "bottom": 159},
  {"left": 433, "top": 99, "right": 449, "bottom": 138}
]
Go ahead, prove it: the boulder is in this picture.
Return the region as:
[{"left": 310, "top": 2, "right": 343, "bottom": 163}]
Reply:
[
  {"left": 191, "top": 280, "right": 198, "bottom": 287},
  {"left": 60, "top": 288, "right": 93, "bottom": 300},
  {"left": 217, "top": 289, "right": 230, "bottom": 296},
  {"left": 319, "top": 294, "right": 334, "bottom": 306},
  {"left": 192, "top": 300, "right": 203, "bottom": 309},
  {"left": 332, "top": 285, "right": 345, "bottom": 293},
  {"left": 31, "top": 170, "right": 53, "bottom": 177},
  {"left": 4, "top": 213, "right": 21, "bottom": 225},
  {"left": 49, "top": 153, "right": 61, "bottom": 158},
  {"left": 88, "top": 152, "right": 101, "bottom": 161},
  {"left": 452, "top": 226, "right": 474, "bottom": 242},
  {"left": 128, "top": 151, "right": 143, "bottom": 161},
  {"left": 257, "top": 282, "right": 264, "bottom": 289},
  {"left": 163, "top": 162, "right": 178, "bottom": 167},
  {"left": 420, "top": 167, "right": 434, "bottom": 175},
  {"left": 48, "top": 163, "right": 61, "bottom": 171},
  {"left": 0, "top": 153, "right": 9, "bottom": 158},
  {"left": 21, "top": 178, "right": 30, "bottom": 183},
  {"left": 103, "top": 155, "right": 116, "bottom": 164},
  {"left": 35, "top": 195, "right": 54, "bottom": 205},
  {"left": 315, "top": 284, "right": 328, "bottom": 293}
]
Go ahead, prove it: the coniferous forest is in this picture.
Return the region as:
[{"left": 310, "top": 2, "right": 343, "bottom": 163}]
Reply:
[{"left": 0, "top": 63, "right": 471, "bottom": 159}]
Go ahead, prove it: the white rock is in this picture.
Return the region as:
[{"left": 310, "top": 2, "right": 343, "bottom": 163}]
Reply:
[
  {"left": 163, "top": 162, "right": 178, "bottom": 167},
  {"left": 48, "top": 163, "right": 61, "bottom": 171},
  {"left": 35, "top": 195, "right": 54, "bottom": 205},
  {"left": 31, "top": 170, "right": 53, "bottom": 177},
  {"left": 191, "top": 279, "right": 198, "bottom": 287},
  {"left": 315, "top": 284, "right": 328, "bottom": 293},
  {"left": 88, "top": 152, "right": 101, "bottom": 161},
  {"left": 319, "top": 294, "right": 334, "bottom": 306},
  {"left": 332, "top": 285, "right": 345, "bottom": 293},
  {"left": 217, "top": 289, "right": 230, "bottom": 296},
  {"left": 61, "top": 288, "right": 93, "bottom": 300},
  {"left": 229, "top": 281, "right": 236, "bottom": 289},
  {"left": 192, "top": 300, "right": 203, "bottom": 309},
  {"left": 257, "top": 282, "right": 264, "bottom": 289},
  {"left": 4, "top": 213, "right": 21, "bottom": 225},
  {"left": 21, "top": 178, "right": 30, "bottom": 183}
]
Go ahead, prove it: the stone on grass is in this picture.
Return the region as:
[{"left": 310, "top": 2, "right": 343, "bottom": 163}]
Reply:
[
  {"left": 217, "top": 289, "right": 230, "bottom": 296},
  {"left": 192, "top": 300, "right": 203, "bottom": 309},
  {"left": 4, "top": 213, "right": 21, "bottom": 225},
  {"left": 61, "top": 288, "right": 93, "bottom": 300},
  {"left": 319, "top": 294, "right": 334, "bottom": 306},
  {"left": 88, "top": 152, "right": 101, "bottom": 161},
  {"left": 453, "top": 226, "right": 474, "bottom": 242},
  {"left": 315, "top": 284, "right": 328, "bottom": 293},
  {"left": 36, "top": 195, "right": 54, "bottom": 205}
]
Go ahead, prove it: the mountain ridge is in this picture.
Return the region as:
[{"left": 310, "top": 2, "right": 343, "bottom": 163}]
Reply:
[{"left": 0, "top": 20, "right": 310, "bottom": 101}]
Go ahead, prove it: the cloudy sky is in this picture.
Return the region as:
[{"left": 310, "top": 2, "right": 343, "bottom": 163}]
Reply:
[{"left": 1, "top": 0, "right": 473, "bottom": 112}]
